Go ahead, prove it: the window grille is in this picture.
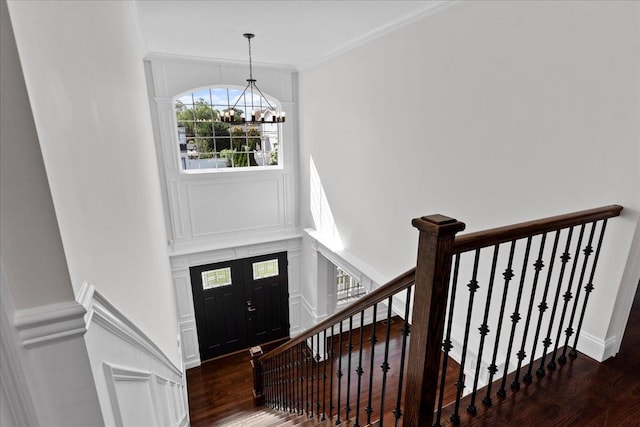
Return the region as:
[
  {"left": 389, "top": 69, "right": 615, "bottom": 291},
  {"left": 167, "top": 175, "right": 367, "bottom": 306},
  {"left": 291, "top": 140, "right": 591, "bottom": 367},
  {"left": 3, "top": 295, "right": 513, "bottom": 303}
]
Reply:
[{"left": 175, "top": 87, "right": 281, "bottom": 171}]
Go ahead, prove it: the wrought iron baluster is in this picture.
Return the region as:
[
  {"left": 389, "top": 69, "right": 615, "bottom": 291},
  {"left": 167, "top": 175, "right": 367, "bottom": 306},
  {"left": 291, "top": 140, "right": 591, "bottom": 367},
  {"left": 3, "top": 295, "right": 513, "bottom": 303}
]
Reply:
[
  {"left": 483, "top": 241, "right": 516, "bottom": 406},
  {"left": 322, "top": 329, "right": 328, "bottom": 421},
  {"left": 273, "top": 354, "right": 281, "bottom": 409},
  {"left": 345, "top": 316, "right": 354, "bottom": 421},
  {"left": 355, "top": 310, "right": 366, "bottom": 427},
  {"left": 394, "top": 286, "right": 412, "bottom": 427},
  {"left": 434, "top": 255, "right": 460, "bottom": 426},
  {"left": 552, "top": 224, "right": 585, "bottom": 367},
  {"left": 312, "top": 333, "right": 320, "bottom": 417},
  {"left": 299, "top": 344, "right": 305, "bottom": 415},
  {"left": 316, "top": 333, "right": 321, "bottom": 417},
  {"left": 571, "top": 219, "right": 609, "bottom": 358},
  {"left": 561, "top": 222, "right": 597, "bottom": 362},
  {"left": 304, "top": 338, "right": 313, "bottom": 416},
  {"left": 468, "top": 246, "right": 499, "bottom": 415},
  {"left": 272, "top": 354, "right": 277, "bottom": 409},
  {"left": 526, "top": 230, "right": 560, "bottom": 381},
  {"left": 310, "top": 336, "right": 315, "bottom": 417},
  {"left": 379, "top": 296, "right": 393, "bottom": 427},
  {"left": 293, "top": 349, "right": 297, "bottom": 413},
  {"left": 512, "top": 233, "right": 547, "bottom": 389},
  {"left": 289, "top": 349, "right": 294, "bottom": 412},
  {"left": 337, "top": 320, "right": 344, "bottom": 425},
  {"left": 498, "top": 237, "right": 532, "bottom": 395},
  {"left": 264, "top": 359, "right": 270, "bottom": 407},
  {"left": 280, "top": 352, "right": 285, "bottom": 410},
  {"left": 284, "top": 350, "right": 289, "bottom": 412},
  {"left": 329, "top": 324, "right": 335, "bottom": 420},
  {"left": 541, "top": 227, "right": 574, "bottom": 373},
  {"left": 451, "top": 249, "right": 481, "bottom": 424},
  {"left": 365, "top": 305, "right": 378, "bottom": 425}
]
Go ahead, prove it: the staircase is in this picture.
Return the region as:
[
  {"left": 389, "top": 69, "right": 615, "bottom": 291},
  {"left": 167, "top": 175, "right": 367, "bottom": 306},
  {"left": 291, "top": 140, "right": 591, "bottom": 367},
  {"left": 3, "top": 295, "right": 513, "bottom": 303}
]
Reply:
[
  {"left": 218, "top": 409, "right": 362, "bottom": 426},
  {"left": 234, "top": 205, "right": 624, "bottom": 426}
]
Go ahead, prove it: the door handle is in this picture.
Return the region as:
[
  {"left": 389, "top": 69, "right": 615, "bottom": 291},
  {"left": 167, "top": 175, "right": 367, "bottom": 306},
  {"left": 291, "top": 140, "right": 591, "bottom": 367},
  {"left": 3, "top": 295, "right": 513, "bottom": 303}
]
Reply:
[{"left": 246, "top": 301, "right": 256, "bottom": 312}]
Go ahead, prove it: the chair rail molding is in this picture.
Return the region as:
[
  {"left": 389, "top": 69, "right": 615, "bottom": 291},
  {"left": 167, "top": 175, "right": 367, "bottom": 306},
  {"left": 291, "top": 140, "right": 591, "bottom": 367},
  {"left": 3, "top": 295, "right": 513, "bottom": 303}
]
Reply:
[
  {"left": 13, "top": 299, "right": 87, "bottom": 348},
  {"left": 78, "top": 281, "right": 182, "bottom": 377}
]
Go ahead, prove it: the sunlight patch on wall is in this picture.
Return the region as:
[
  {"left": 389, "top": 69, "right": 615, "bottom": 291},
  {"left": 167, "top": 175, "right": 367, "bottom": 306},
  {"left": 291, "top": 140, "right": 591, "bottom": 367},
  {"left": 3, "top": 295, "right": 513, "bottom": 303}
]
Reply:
[{"left": 309, "top": 156, "right": 343, "bottom": 251}]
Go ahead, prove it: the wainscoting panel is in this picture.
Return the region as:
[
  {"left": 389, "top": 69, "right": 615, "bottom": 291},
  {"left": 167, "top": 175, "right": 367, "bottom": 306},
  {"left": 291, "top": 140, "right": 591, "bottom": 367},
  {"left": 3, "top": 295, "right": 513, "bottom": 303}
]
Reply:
[
  {"left": 80, "top": 283, "right": 188, "bottom": 427},
  {"left": 180, "top": 321, "right": 200, "bottom": 369},
  {"left": 187, "top": 178, "right": 282, "bottom": 238},
  {"left": 103, "top": 364, "right": 157, "bottom": 427},
  {"left": 174, "top": 273, "right": 194, "bottom": 320}
]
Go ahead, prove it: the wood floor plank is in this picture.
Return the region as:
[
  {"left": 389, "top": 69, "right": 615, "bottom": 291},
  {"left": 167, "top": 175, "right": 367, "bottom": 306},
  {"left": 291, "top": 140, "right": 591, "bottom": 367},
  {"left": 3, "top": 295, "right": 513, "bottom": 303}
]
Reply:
[
  {"left": 187, "top": 317, "right": 460, "bottom": 426},
  {"left": 438, "top": 284, "right": 640, "bottom": 426}
]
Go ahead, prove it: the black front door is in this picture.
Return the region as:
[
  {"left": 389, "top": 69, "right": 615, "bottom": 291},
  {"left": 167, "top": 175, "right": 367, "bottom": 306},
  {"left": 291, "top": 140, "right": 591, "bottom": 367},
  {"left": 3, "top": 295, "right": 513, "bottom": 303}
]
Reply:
[{"left": 190, "top": 252, "right": 289, "bottom": 361}]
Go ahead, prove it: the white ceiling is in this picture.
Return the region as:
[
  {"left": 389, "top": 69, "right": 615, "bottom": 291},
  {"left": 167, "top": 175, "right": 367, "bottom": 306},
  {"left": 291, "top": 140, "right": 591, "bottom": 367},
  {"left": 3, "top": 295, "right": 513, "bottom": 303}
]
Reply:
[{"left": 132, "top": 1, "right": 449, "bottom": 69}]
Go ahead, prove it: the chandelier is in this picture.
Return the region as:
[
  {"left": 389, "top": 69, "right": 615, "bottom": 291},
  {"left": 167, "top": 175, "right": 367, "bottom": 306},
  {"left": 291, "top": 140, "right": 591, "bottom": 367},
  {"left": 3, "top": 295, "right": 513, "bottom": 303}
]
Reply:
[{"left": 221, "top": 33, "right": 286, "bottom": 124}]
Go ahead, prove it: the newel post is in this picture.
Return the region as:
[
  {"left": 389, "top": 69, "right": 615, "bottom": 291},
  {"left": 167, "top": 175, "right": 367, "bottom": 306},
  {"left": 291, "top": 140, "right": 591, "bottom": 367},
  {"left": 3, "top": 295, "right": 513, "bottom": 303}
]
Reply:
[
  {"left": 250, "top": 346, "right": 264, "bottom": 406},
  {"left": 404, "top": 214, "right": 465, "bottom": 426}
]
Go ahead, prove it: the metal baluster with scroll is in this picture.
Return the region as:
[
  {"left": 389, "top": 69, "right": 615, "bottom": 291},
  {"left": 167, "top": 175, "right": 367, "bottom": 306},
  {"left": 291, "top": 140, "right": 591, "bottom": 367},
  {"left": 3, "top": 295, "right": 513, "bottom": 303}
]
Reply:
[
  {"left": 249, "top": 204, "right": 621, "bottom": 427},
  {"left": 336, "top": 320, "right": 344, "bottom": 425},
  {"left": 497, "top": 237, "right": 532, "bottom": 398},
  {"left": 439, "top": 205, "right": 623, "bottom": 424},
  {"left": 450, "top": 249, "right": 481, "bottom": 424},
  {"left": 467, "top": 245, "right": 499, "bottom": 415}
]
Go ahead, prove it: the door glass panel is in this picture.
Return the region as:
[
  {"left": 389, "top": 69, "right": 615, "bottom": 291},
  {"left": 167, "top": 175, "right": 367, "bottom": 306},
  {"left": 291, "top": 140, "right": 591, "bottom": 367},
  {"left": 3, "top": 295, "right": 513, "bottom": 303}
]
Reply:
[
  {"left": 252, "top": 259, "right": 279, "bottom": 280},
  {"left": 201, "top": 267, "right": 232, "bottom": 290}
]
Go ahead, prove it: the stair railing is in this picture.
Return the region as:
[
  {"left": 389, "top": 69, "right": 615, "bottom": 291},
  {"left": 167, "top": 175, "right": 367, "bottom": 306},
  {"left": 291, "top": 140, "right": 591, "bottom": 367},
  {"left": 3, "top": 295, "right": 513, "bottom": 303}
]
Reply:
[
  {"left": 433, "top": 204, "right": 622, "bottom": 426},
  {"left": 251, "top": 205, "right": 622, "bottom": 426}
]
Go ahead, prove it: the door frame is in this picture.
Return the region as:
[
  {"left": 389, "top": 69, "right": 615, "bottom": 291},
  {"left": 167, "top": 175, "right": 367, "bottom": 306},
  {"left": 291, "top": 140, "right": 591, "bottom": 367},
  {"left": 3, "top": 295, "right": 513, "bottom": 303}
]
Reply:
[
  {"left": 190, "top": 252, "right": 290, "bottom": 361},
  {"left": 171, "top": 238, "right": 302, "bottom": 369}
]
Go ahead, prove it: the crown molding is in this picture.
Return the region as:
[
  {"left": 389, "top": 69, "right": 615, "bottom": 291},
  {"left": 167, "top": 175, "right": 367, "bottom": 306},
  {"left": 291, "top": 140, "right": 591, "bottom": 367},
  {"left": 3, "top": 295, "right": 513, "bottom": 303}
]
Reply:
[
  {"left": 145, "top": 51, "right": 297, "bottom": 72},
  {"left": 298, "top": 0, "right": 455, "bottom": 72}
]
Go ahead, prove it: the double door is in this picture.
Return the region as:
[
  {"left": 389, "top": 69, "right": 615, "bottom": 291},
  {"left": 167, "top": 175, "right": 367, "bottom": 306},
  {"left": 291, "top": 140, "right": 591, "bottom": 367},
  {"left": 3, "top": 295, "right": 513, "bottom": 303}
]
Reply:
[{"left": 190, "top": 252, "right": 289, "bottom": 361}]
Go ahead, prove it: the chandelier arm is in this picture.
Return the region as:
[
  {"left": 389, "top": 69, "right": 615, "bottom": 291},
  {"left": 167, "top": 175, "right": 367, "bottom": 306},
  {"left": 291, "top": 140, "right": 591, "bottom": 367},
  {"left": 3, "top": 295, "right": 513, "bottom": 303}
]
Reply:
[
  {"left": 230, "top": 82, "right": 252, "bottom": 111},
  {"left": 252, "top": 84, "right": 277, "bottom": 111}
]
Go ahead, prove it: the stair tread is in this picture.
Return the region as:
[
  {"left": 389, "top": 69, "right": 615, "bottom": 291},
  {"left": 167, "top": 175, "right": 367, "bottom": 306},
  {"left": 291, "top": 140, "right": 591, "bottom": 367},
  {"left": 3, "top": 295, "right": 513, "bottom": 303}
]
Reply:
[{"left": 219, "top": 408, "right": 366, "bottom": 427}]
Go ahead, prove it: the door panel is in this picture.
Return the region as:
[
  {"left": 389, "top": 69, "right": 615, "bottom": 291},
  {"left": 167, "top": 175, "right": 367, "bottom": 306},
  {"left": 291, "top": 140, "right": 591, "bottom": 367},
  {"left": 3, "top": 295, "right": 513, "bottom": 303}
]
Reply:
[
  {"left": 244, "top": 252, "right": 289, "bottom": 345},
  {"left": 191, "top": 252, "right": 289, "bottom": 361},
  {"left": 190, "top": 260, "right": 248, "bottom": 360}
]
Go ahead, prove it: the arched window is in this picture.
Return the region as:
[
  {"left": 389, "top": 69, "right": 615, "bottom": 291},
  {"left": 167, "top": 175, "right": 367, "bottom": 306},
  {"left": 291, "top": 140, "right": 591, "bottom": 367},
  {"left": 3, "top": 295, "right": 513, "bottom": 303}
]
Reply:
[{"left": 175, "top": 87, "right": 282, "bottom": 171}]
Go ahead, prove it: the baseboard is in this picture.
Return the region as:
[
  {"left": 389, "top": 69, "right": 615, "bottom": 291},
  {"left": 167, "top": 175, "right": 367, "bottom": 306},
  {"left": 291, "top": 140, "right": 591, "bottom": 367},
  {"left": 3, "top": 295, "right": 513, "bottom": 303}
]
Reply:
[{"left": 577, "top": 330, "right": 617, "bottom": 362}]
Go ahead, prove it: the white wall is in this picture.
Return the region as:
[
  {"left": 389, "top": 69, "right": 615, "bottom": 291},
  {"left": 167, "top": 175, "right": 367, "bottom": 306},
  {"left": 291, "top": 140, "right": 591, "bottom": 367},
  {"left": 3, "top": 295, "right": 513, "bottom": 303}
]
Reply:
[
  {"left": 0, "top": 0, "right": 73, "bottom": 311},
  {"left": 1, "top": 2, "right": 104, "bottom": 424},
  {"left": 7, "top": 0, "right": 181, "bottom": 365},
  {"left": 298, "top": 1, "right": 640, "bottom": 359}
]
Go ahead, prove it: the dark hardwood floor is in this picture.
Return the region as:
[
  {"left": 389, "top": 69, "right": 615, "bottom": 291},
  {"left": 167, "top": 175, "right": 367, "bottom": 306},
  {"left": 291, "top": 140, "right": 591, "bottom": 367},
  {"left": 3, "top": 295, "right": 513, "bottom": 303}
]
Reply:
[
  {"left": 187, "top": 317, "right": 460, "bottom": 426},
  {"left": 187, "top": 287, "right": 640, "bottom": 426},
  {"left": 440, "top": 282, "right": 640, "bottom": 426}
]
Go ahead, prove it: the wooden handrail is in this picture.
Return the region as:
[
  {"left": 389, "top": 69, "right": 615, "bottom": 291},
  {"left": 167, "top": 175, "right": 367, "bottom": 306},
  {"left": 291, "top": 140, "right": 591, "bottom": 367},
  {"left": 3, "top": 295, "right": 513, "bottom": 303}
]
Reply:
[
  {"left": 453, "top": 204, "right": 623, "bottom": 254},
  {"left": 258, "top": 267, "right": 416, "bottom": 363}
]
